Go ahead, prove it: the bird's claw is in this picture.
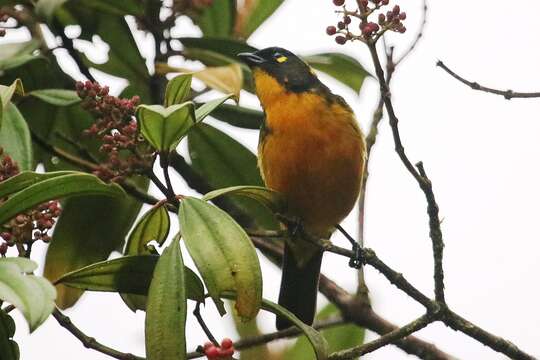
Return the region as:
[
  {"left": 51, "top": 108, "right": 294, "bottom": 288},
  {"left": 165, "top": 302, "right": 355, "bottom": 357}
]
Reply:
[{"left": 348, "top": 243, "right": 363, "bottom": 269}]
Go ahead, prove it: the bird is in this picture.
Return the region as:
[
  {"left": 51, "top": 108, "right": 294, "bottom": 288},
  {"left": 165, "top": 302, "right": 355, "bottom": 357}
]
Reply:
[{"left": 238, "top": 47, "right": 366, "bottom": 330}]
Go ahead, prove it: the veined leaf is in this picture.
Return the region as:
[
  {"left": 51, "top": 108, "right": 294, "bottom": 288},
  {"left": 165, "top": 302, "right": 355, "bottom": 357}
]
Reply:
[
  {"left": 304, "top": 53, "right": 371, "bottom": 94},
  {"left": 195, "top": 94, "right": 235, "bottom": 123},
  {"left": 29, "top": 89, "right": 81, "bottom": 106},
  {"left": 54, "top": 255, "right": 204, "bottom": 302},
  {"left": 0, "top": 172, "right": 124, "bottom": 225},
  {"left": 0, "top": 258, "right": 56, "bottom": 332},
  {"left": 164, "top": 74, "right": 193, "bottom": 107},
  {"left": 0, "top": 103, "right": 33, "bottom": 171},
  {"left": 122, "top": 206, "right": 170, "bottom": 311},
  {"left": 44, "top": 183, "right": 146, "bottom": 309},
  {"left": 0, "top": 171, "right": 73, "bottom": 199},
  {"left": 203, "top": 185, "right": 286, "bottom": 214},
  {"left": 179, "top": 197, "right": 262, "bottom": 319},
  {"left": 146, "top": 240, "right": 187, "bottom": 360},
  {"left": 137, "top": 103, "right": 196, "bottom": 151}
]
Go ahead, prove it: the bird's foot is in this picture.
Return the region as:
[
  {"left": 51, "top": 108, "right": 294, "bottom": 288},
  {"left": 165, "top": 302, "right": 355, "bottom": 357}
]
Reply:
[
  {"left": 336, "top": 224, "right": 364, "bottom": 269},
  {"left": 349, "top": 242, "right": 363, "bottom": 269}
]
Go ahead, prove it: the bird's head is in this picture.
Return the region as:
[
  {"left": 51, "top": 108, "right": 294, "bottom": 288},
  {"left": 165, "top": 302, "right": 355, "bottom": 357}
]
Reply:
[{"left": 238, "top": 47, "right": 319, "bottom": 105}]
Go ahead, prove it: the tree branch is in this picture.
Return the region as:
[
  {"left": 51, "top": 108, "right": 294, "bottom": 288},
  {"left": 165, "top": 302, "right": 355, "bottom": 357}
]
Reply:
[
  {"left": 436, "top": 60, "right": 540, "bottom": 100},
  {"left": 52, "top": 309, "right": 144, "bottom": 360},
  {"left": 328, "top": 314, "right": 432, "bottom": 359},
  {"left": 367, "top": 40, "right": 446, "bottom": 304}
]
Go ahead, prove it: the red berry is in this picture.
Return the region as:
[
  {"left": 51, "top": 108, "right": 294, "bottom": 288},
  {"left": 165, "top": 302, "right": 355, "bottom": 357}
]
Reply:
[
  {"left": 326, "top": 26, "right": 337, "bottom": 35},
  {"left": 399, "top": 12, "right": 406, "bottom": 20},
  {"left": 337, "top": 21, "right": 345, "bottom": 29},
  {"left": 343, "top": 16, "right": 351, "bottom": 24},
  {"left": 218, "top": 347, "right": 234, "bottom": 357},
  {"left": 221, "top": 338, "right": 233, "bottom": 349},
  {"left": 378, "top": 13, "right": 385, "bottom": 24},
  {"left": 335, "top": 36, "right": 347, "bottom": 44},
  {"left": 205, "top": 345, "right": 219, "bottom": 358},
  {"left": 392, "top": 5, "right": 400, "bottom": 15},
  {"left": 382, "top": 0, "right": 389, "bottom": 4},
  {"left": 333, "top": 0, "right": 345, "bottom": 6}
]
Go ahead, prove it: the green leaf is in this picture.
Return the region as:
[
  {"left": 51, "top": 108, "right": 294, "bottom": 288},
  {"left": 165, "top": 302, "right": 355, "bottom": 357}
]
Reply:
[
  {"left": 197, "top": 0, "right": 235, "bottom": 38},
  {"left": 0, "top": 172, "right": 124, "bottom": 225},
  {"left": 0, "top": 103, "right": 33, "bottom": 171},
  {"left": 125, "top": 206, "right": 170, "bottom": 256},
  {"left": 203, "top": 186, "right": 286, "bottom": 214},
  {"left": 286, "top": 303, "right": 364, "bottom": 360},
  {"left": 44, "top": 185, "right": 146, "bottom": 309},
  {"left": 0, "top": 171, "right": 74, "bottom": 199},
  {"left": 137, "top": 103, "right": 196, "bottom": 151},
  {"left": 164, "top": 74, "right": 193, "bottom": 107},
  {"left": 179, "top": 197, "right": 262, "bottom": 319},
  {"left": 195, "top": 94, "right": 235, "bottom": 123},
  {"left": 35, "top": 0, "right": 68, "bottom": 21},
  {"left": 0, "top": 79, "right": 24, "bottom": 109},
  {"left": 304, "top": 53, "right": 371, "bottom": 93},
  {"left": 0, "top": 310, "right": 19, "bottom": 360},
  {"left": 29, "top": 89, "right": 81, "bottom": 106},
  {"left": 237, "top": 0, "right": 285, "bottom": 38},
  {"left": 222, "top": 291, "right": 329, "bottom": 360},
  {"left": 146, "top": 240, "right": 187, "bottom": 360},
  {"left": 54, "top": 255, "right": 204, "bottom": 302},
  {"left": 188, "top": 123, "right": 277, "bottom": 228},
  {"left": 0, "top": 78, "right": 23, "bottom": 133},
  {"left": 0, "top": 258, "right": 56, "bottom": 332},
  {"left": 208, "top": 103, "right": 262, "bottom": 129},
  {"left": 121, "top": 206, "right": 170, "bottom": 311},
  {"left": 0, "top": 40, "right": 43, "bottom": 71}
]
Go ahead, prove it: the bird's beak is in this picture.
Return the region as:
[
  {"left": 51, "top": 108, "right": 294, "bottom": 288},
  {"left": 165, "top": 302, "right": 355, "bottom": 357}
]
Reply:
[{"left": 237, "top": 52, "right": 265, "bottom": 67}]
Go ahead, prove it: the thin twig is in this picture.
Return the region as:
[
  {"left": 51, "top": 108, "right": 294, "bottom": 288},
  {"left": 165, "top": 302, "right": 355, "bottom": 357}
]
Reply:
[
  {"left": 367, "top": 40, "right": 446, "bottom": 304},
  {"left": 52, "top": 309, "right": 144, "bottom": 360},
  {"left": 328, "top": 314, "right": 432, "bottom": 359},
  {"left": 436, "top": 60, "right": 540, "bottom": 100},
  {"left": 193, "top": 302, "right": 219, "bottom": 346},
  {"left": 395, "top": 0, "right": 428, "bottom": 66},
  {"left": 186, "top": 317, "right": 346, "bottom": 359}
]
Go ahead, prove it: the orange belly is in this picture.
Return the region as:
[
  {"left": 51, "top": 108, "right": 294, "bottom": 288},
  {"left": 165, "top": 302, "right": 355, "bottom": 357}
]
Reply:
[{"left": 259, "top": 95, "right": 365, "bottom": 237}]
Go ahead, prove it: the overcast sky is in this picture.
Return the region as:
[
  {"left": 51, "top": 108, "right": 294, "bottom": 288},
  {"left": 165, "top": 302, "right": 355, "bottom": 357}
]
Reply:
[{"left": 3, "top": 0, "right": 540, "bottom": 359}]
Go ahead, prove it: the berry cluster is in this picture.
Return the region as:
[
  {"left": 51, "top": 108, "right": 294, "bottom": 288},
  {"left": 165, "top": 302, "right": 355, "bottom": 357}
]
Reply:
[
  {"left": 327, "top": 0, "right": 406, "bottom": 44},
  {"left": 0, "top": 149, "right": 62, "bottom": 255},
  {"left": 76, "top": 81, "right": 153, "bottom": 183},
  {"left": 203, "top": 338, "right": 235, "bottom": 359}
]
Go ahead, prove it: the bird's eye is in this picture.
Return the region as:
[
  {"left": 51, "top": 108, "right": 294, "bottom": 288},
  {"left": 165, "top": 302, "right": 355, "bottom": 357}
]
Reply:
[{"left": 274, "top": 53, "right": 288, "bottom": 63}]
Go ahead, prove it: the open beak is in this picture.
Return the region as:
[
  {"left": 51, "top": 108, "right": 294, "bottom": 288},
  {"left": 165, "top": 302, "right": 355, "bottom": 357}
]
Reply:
[{"left": 237, "top": 52, "right": 265, "bottom": 67}]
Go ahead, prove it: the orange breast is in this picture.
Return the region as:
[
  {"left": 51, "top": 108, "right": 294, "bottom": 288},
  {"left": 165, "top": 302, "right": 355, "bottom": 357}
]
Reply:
[{"left": 258, "top": 91, "right": 366, "bottom": 237}]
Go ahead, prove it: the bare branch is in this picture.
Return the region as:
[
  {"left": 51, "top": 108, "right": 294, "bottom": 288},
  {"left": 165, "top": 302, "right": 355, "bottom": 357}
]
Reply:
[
  {"left": 437, "top": 60, "right": 540, "bottom": 99},
  {"left": 52, "top": 309, "right": 144, "bottom": 360}
]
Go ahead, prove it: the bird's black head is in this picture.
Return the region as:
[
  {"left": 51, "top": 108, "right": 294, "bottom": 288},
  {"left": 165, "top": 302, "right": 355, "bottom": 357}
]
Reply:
[{"left": 238, "top": 47, "right": 319, "bottom": 93}]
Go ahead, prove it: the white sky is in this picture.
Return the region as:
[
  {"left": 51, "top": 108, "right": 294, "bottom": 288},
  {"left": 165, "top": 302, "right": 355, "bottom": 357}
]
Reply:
[{"left": 3, "top": 0, "right": 540, "bottom": 359}]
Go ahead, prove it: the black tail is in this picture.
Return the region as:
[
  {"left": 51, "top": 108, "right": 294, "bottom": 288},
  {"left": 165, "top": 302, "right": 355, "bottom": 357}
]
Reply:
[{"left": 276, "top": 243, "right": 323, "bottom": 330}]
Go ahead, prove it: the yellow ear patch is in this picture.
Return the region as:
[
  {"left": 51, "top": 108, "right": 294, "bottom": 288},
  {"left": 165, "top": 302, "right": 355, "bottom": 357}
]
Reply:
[{"left": 276, "top": 56, "right": 288, "bottom": 63}]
